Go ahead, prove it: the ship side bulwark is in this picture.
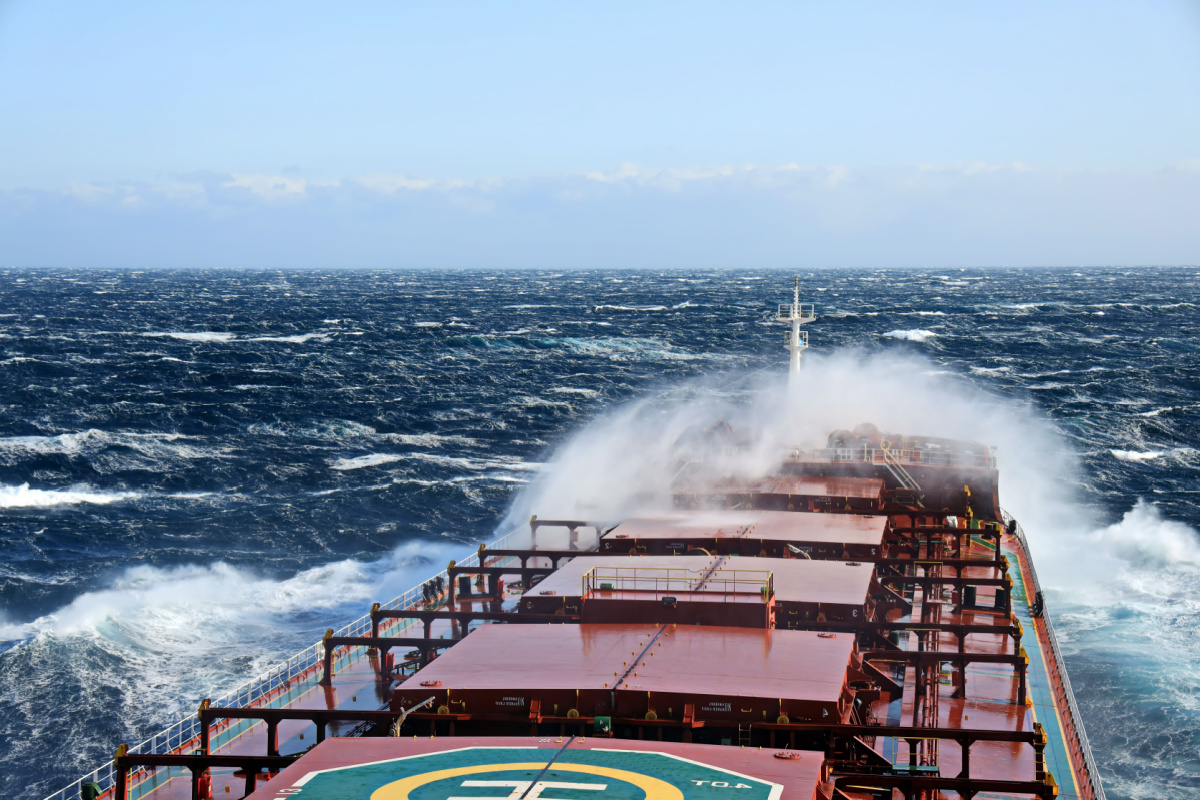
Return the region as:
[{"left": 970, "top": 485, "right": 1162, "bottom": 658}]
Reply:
[{"left": 1003, "top": 516, "right": 1106, "bottom": 799}]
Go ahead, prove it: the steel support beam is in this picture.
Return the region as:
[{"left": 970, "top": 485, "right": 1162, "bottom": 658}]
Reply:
[
  {"left": 369, "top": 606, "right": 579, "bottom": 638},
  {"left": 320, "top": 632, "right": 458, "bottom": 684}
]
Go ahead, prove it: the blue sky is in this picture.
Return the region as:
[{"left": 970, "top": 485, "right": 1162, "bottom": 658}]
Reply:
[{"left": 2, "top": 1, "right": 1199, "bottom": 267}]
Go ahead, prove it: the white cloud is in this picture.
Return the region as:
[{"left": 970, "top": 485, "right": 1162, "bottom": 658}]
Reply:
[
  {"left": 221, "top": 173, "right": 338, "bottom": 201},
  {"left": 65, "top": 182, "right": 117, "bottom": 203},
  {"left": 825, "top": 165, "right": 848, "bottom": 187},
  {"left": 580, "top": 162, "right": 758, "bottom": 190},
  {"left": 3, "top": 160, "right": 1199, "bottom": 268},
  {"left": 916, "top": 160, "right": 1033, "bottom": 175},
  {"left": 352, "top": 173, "right": 471, "bottom": 194}
]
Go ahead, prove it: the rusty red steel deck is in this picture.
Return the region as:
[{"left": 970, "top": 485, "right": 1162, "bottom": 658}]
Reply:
[
  {"left": 600, "top": 510, "right": 888, "bottom": 559},
  {"left": 390, "top": 623, "right": 858, "bottom": 729},
  {"left": 674, "top": 475, "right": 886, "bottom": 513},
  {"left": 93, "top": 510, "right": 1088, "bottom": 800},
  {"left": 519, "top": 554, "right": 877, "bottom": 627}
]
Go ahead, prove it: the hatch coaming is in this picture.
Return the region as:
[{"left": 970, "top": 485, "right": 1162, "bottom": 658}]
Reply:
[{"left": 601, "top": 510, "right": 888, "bottom": 560}]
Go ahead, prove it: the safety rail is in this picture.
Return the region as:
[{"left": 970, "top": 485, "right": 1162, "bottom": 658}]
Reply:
[
  {"left": 41, "top": 525, "right": 526, "bottom": 800},
  {"left": 788, "top": 446, "right": 997, "bottom": 469},
  {"left": 1002, "top": 510, "right": 1107, "bottom": 800},
  {"left": 582, "top": 566, "right": 774, "bottom": 599},
  {"left": 776, "top": 302, "right": 816, "bottom": 321},
  {"left": 880, "top": 447, "right": 921, "bottom": 492}
]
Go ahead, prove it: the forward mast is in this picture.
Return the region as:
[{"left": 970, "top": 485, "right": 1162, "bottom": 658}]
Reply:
[{"left": 777, "top": 276, "right": 816, "bottom": 377}]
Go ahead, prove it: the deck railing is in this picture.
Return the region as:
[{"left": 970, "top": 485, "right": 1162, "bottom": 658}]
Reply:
[
  {"left": 1003, "top": 510, "right": 1107, "bottom": 800},
  {"left": 40, "top": 525, "right": 525, "bottom": 800},
  {"left": 582, "top": 566, "right": 773, "bottom": 599},
  {"left": 776, "top": 303, "right": 816, "bottom": 322},
  {"left": 788, "top": 446, "right": 997, "bottom": 469}
]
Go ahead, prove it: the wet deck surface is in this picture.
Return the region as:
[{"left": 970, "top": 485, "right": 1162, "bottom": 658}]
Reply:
[
  {"left": 121, "top": 531, "right": 1087, "bottom": 800},
  {"left": 526, "top": 554, "right": 875, "bottom": 607},
  {"left": 606, "top": 510, "right": 887, "bottom": 544},
  {"left": 390, "top": 622, "right": 856, "bottom": 714}
]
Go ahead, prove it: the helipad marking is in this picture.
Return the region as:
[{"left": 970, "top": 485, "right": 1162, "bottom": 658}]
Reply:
[
  {"left": 285, "top": 746, "right": 785, "bottom": 800},
  {"left": 371, "top": 763, "right": 682, "bottom": 800}
]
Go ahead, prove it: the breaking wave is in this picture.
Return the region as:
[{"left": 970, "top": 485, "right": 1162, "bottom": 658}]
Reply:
[
  {"left": 330, "top": 453, "right": 405, "bottom": 471},
  {"left": 883, "top": 329, "right": 938, "bottom": 342},
  {"left": 0, "top": 483, "right": 142, "bottom": 508},
  {"left": 143, "top": 331, "right": 236, "bottom": 342}
]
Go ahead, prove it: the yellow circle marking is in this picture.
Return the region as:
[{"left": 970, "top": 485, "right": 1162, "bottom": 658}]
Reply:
[{"left": 371, "top": 761, "right": 685, "bottom": 800}]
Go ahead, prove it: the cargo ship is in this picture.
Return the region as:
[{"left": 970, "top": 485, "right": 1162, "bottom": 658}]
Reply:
[{"left": 47, "top": 283, "right": 1105, "bottom": 800}]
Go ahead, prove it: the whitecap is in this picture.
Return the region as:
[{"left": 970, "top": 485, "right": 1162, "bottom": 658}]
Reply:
[
  {"left": 593, "top": 305, "right": 668, "bottom": 312},
  {"left": 244, "top": 333, "right": 331, "bottom": 343},
  {"left": 883, "top": 329, "right": 938, "bottom": 342},
  {"left": 1111, "top": 449, "right": 1165, "bottom": 462},
  {"left": 330, "top": 453, "right": 406, "bottom": 471},
  {"left": 143, "top": 331, "right": 236, "bottom": 342},
  {"left": 1099, "top": 499, "right": 1200, "bottom": 566},
  {"left": 378, "top": 433, "right": 480, "bottom": 448},
  {"left": 248, "top": 420, "right": 377, "bottom": 438},
  {"left": 549, "top": 387, "right": 601, "bottom": 397},
  {"left": 0, "top": 483, "right": 142, "bottom": 508},
  {"left": 510, "top": 395, "right": 575, "bottom": 410},
  {"left": 1111, "top": 447, "right": 1196, "bottom": 462},
  {"left": 412, "top": 321, "right": 443, "bottom": 328},
  {"left": 0, "top": 429, "right": 195, "bottom": 458}
]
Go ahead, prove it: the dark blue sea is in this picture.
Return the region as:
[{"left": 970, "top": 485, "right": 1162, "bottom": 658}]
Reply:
[{"left": 1, "top": 267, "right": 1197, "bottom": 800}]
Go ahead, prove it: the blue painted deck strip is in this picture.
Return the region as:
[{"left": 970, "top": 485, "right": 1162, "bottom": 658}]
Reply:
[{"left": 1004, "top": 541, "right": 1083, "bottom": 800}]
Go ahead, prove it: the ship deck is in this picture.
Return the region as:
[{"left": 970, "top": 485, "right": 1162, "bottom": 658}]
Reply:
[
  {"left": 243, "top": 737, "right": 828, "bottom": 800},
  {"left": 100, "top": 525, "right": 1094, "bottom": 800},
  {"left": 521, "top": 554, "right": 876, "bottom": 623},
  {"left": 601, "top": 510, "right": 887, "bottom": 559}
]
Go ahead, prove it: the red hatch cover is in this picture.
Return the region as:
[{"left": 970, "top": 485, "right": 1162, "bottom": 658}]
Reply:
[
  {"left": 522, "top": 555, "right": 875, "bottom": 621},
  {"left": 392, "top": 623, "right": 855, "bottom": 724},
  {"left": 601, "top": 510, "right": 886, "bottom": 559},
  {"left": 672, "top": 475, "right": 884, "bottom": 514}
]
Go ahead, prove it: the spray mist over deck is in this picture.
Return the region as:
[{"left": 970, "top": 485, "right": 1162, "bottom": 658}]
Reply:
[
  {"left": 498, "top": 346, "right": 1200, "bottom": 799},
  {"left": 497, "top": 345, "right": 1200, "bottom": 800},
  {"left": 499, "top": 348, "right": 1198, "bottom": 588}
]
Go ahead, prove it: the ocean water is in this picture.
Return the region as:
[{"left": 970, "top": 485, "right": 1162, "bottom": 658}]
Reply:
[{"left": 1, "top": 266, "right": 1197, "bottom": 800}]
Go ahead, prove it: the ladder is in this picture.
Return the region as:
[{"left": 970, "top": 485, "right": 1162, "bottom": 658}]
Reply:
[{"left": 881, "top": 448, "right": 922, "bottom": 497}]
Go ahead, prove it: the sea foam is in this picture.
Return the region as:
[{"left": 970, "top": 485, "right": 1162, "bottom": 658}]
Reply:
[
  {"left": 0, "top": 483, "right": 142, "bottom": 508},
  {"left": 883, "top": 329, "right": 938, "bottom": 342}
]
